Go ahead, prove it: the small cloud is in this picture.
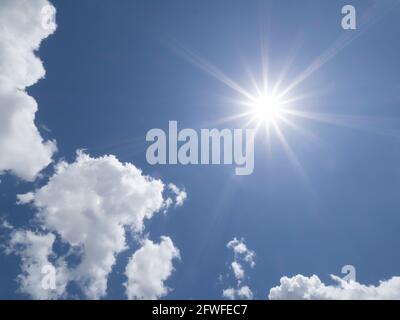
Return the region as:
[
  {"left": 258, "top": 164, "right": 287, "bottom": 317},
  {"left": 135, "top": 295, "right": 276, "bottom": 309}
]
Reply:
[
  {"left": 16, "top": 192, "right": 35, "bottom": 205},
  {"left": 41, "top": 124, "right": 52, "bottom": 133},
  {"left": 167, "top": 183, "right": 187, "bottom": 207},
  {"left": 227, "top": 237, "right": 255, "bottom": 268},
  {"left": 231, "top": 261, "right": 244, "bottom": 280},
  {"left": 221, "top": 237, "right": 255, "bottom": 300},
  {"left": 223, "top": 286, "right": 253, "bottom": 300},
  {"left": 1, "top": 219, "right": 12, "bottom": 230}
]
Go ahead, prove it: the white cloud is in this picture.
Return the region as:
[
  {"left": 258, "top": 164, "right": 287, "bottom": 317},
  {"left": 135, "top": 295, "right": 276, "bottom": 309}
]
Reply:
[
  {"left": 1, "top": 219, "right": 12, "bottom": 230},
  {"left": 268, "top": 274, "right": 400, "bottom": 300},
  {"left": 124, "top": 236, "right": 180, "bottom": 300},
  {"left": 0, "top": 0, "right": 57, "bottom": 181},
  {"left": 222, "top": 238, "right": 255, "bottom": 300},
  {"left": 2, "top": 1, "right": 186, "bottom": 300},
  {"left": 231, "top": 261, "right": 244, "bottom": 280},
  {"left": 7, "top": 230, "right": 68, "bottom": 299},
  {"left": 168, "top": 183, "right": 187, "bottom": 207},
  {"left": 227, "top": 237, "right": 255, "bottom": 268},
  {"left": 222, "top": 287, "right": 235, "bottom": 300},
  {"left": 237, "top": 285, "right": 253, "bottom": 299},
  {"left": 223, "top": 286, "right": 253, "bottom": 300},
  {"left": 17, "top": 192, "right": 35, "bottom": 205},
  {"left": 15, "top": 151, "right": 181, "bottom": 299},
  {"left": 162, "top": 184, "right": 186, "bottom": 213}
]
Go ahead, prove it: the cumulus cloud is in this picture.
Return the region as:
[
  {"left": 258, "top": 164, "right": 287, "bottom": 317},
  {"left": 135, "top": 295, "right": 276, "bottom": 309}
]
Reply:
[
  {"left": 231, "top": 261, "right": 244, "bottom": 280},
  {"left": 14, "top": 151, "right": 183, "bottom": 299},
  {"left": 7, "top": 230, "right": 68, "bottom": 299},
  {"left": 2, "top": 1, "right": 186, "bottom": 300},
  {"left": 162, "top": 184, "right": 186, "bottom": 213},
  {"left": 222, "top": 287, "right": 236, "bottom": 300},
  {"left": 222, "top": 238, "right": 255, "bottom": 300},
  {"left": 124, "top": 236, "right": 180, "bottom": 300},
  {"left": 227, "top": 237, "right": 255, "bottom": 268},
  {"left": 223, "top": 286, "right": 253, "bottom": 300},
  {"left": 268, "top": 274, "right": 400, "bottom": 300},
  {"left": 0, "top": 0, "right": 57, "bottom": 181},
  {"left": 167, "top": 183, "right": 187, "bottom": 207}
]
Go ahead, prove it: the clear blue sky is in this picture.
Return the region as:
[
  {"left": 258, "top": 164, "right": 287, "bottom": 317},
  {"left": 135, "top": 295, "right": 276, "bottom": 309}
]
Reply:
[{"left": 1, "top": 0, "right": 400, "bottom": 299}]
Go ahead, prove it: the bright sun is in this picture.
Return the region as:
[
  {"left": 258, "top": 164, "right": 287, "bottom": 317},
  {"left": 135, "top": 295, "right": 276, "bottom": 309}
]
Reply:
[{"left": 250, "top": 93, "right": 284, "bottom": 125}]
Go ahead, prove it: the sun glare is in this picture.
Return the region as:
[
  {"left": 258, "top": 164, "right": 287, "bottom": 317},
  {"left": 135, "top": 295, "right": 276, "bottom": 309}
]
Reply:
[
  {"left": 251, "top": 94, "right": 283, "bottom": 124},
  {"left": 168, "top": 29, "right": 383, "bottom": 181}
]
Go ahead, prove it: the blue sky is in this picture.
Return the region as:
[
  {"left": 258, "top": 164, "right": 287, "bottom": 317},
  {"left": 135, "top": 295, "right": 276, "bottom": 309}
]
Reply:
[{"left": 1, "top": 0, "right": 400, "bottom": 300}]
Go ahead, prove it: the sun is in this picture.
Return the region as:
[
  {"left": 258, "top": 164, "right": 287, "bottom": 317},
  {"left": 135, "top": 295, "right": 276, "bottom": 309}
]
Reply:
[{"left": 250, "top": 93, "right": 283, "bottom": 125}]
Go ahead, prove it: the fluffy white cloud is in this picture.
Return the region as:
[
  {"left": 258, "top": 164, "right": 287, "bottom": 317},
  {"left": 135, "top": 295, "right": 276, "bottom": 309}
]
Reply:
[
  {"left": 268, "top": 274, "right": 400, "bottom": 300},
  {"left": 227, "top": 238, "right": 255, "bottom": 268},
  {"left": 231, "top": 261, "right": 244, "bottom": 280},
  {"left": 124, "top": 236, "right": 180, "bottom": 300},
  {"left": 223, "top": 286, "right": 253, "bottom": 300},
  {"left": 2, "top": 1, "right": 186, "bottom": 300},
  {"left": 222, "top": 238, "right": 255, "bottom": 300},
  {"left": 15, "top": 151, "right": 184, "bottom": 299},
  {"left": 0, "top": 0, "right": 57, "bottom": 181},
  {"left": 7, "top": 230, "right": 68, "bottom": 299},
  {"left": 167, "top": 183, "right": 187, "bottom": 207},
  {"left": 222, "top": 287, "right": 236, "bottom": 300},
  {"left": 237, "top": 285, "right": 253, "bottom": 299},
  {"left": 162, "top": 184, "right": 186, "bottom": 213}
]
